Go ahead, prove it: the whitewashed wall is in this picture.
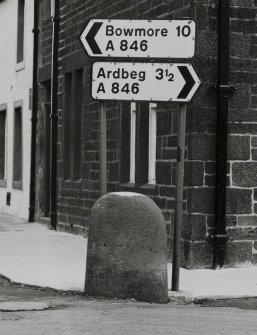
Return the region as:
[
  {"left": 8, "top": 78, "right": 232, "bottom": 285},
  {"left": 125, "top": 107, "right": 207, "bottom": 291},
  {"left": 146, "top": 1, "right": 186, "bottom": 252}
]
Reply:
[{"left": 0, "top": 0, "right": 33, "bottom": 218}]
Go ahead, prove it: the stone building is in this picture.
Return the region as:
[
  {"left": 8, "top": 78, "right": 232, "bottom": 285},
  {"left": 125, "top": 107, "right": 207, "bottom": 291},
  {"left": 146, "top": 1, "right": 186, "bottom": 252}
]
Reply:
[
  {"left": 34, "top": 0, "right": 257, "bottom": 268},
  {"left": 0, "top": 0, "right": 33, "bottom": 218}
]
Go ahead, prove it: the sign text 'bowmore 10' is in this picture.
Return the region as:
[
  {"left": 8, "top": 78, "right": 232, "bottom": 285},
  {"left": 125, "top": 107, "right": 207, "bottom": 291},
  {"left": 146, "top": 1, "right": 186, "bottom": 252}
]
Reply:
[{"left": 80, "top": 19, "right": 196, "bottom": 59}]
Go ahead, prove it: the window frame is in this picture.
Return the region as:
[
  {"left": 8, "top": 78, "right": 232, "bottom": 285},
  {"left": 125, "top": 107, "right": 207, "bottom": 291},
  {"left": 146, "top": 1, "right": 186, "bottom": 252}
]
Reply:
[
  {"left": 121, "top": 102, "right": 157, "bottom": 186},
  {"left": 63, "top": 72, "right": 72, "bottom": 180},
  {"left": 0, "top": 104, "right": 7, "bottom": 188},
  {"left": 129, "top": 102, "right": 136, "bottom": 184},
  {"left": 63, "top": 69, "right": 83, "bottom": 181},
  {"left": 16, "top": 0, "right": 25, "bottom": 70},
  {"left": 72, "top": 68, "right": 83, "bottom": 181},
  {"left": 12, "top": 101, "right": 23, "bottom": 190},
  {"left": 148, "top": 103, "right": 157, "bottom": 185}
]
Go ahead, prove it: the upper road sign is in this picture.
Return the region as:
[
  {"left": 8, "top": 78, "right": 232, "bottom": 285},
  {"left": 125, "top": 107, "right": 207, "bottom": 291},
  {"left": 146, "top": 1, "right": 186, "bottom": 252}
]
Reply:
[
  {"left": 91, "top": 62, "right": 201, "bottom": 102},
  {"left": 80, "top": 19, "right": 196, "bottom": 59}
]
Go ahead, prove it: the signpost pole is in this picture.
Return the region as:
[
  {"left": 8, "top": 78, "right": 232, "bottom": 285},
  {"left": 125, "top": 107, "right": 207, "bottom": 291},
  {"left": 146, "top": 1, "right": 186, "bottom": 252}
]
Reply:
[
  {"left": 172, "top": 103, "right": 187, "bottom": 292},
  {"left": 80, "top": 17, "right": 200, "bottom": 292},
  {"left": 99, "top": 101, "right": 107, "bottom": 196}
]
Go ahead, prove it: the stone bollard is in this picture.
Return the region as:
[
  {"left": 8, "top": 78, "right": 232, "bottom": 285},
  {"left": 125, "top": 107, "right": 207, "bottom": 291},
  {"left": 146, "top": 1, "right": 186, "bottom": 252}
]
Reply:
[{"left": 84, "top": 192, "right": 168, "bottom": 303}]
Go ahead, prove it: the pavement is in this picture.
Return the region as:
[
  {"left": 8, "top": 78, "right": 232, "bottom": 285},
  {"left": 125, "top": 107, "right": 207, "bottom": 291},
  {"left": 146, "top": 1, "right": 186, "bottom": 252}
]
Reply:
[{"left": 1, "top": 213, "right": 257, "bottom": 303}]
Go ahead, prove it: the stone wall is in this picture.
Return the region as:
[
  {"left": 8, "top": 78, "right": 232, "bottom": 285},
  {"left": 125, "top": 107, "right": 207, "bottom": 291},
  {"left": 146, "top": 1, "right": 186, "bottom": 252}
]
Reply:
[
  {"left": 226, "top": 0, "right": 257, "bottom": 265},
  {"left": 36, "top": 0, "right": 257, "bottom": 268}
]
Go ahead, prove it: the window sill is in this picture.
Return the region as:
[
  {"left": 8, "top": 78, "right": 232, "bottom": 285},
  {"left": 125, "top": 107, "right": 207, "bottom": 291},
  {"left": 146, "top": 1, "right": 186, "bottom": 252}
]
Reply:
[
  {"left": 120, "top": 182, "right": 158, "bottom": 195},
  {"left": 12, "top": 181, "right": 22, "bottom": 190},
  {"left": 0, "top": 179, "right": 7, "bottom": 188},
  {"left": 120, "top": 182, "right": 157, "bottom": 189},
  {"left": 15, "top": 61, "right": 25, "bottom": 72},
  {"left": 120, "top": 182, "right": 136, "bottom": 188},
  {"left": 62, "top": 178, "right": 82, "bottom": 184},
  {"left": 139, "top": 183, "right": 156, "bottom": 189}
]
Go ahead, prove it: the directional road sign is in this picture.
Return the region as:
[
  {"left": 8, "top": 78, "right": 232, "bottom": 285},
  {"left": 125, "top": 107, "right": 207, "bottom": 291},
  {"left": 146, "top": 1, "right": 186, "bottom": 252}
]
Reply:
[
  {"left": 80, "top": 19, "right": 196, "bottom": 59},
  {"left": 91, "top": 62, "right": 201, "bottom": 102}
]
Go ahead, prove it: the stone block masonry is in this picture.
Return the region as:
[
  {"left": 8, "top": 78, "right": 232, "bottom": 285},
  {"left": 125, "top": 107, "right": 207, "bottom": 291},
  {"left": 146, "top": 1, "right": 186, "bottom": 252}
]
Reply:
[
  {"left": 226, "top": 0, "right": 257, "bottom": 266},
  {"left": 35, "top": 0, "right": 257, "bottom": 268}
]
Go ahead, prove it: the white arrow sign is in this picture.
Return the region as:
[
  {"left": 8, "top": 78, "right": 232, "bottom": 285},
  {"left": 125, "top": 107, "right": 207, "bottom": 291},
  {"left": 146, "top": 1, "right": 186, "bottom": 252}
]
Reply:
[
  {"left": 80, "top": 19, "right": 196, "bottom": 59},
  {"left": 91, "top": 62, "right": 201, "bottom": 102}
]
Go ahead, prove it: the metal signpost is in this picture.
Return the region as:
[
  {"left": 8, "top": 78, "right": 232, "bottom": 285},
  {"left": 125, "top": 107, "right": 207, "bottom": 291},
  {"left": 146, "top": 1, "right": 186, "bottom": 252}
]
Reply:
[
  {"left": 99, "top": 101, "right": 107, "bottom": 196},
  {"left": 80, "top": 19, "right": 196, "bottom": 59},
  {"left": 172, "top": 103, "right": 187, "bottom": 292},
  {"left": 80, "top": 18, "right": 200, "bottom": 292}
]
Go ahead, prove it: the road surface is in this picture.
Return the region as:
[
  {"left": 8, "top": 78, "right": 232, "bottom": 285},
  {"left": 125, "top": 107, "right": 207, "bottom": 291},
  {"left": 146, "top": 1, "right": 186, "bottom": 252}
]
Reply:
[{"left": 1, "top": 276, "right": 257, "bottom": 335}]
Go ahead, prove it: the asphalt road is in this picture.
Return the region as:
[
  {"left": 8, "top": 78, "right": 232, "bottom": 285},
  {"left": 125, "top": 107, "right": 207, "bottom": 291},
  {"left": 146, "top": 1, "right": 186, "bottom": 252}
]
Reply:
[{"left": 1, "top": 276, "right": 257, "bottom": 335}]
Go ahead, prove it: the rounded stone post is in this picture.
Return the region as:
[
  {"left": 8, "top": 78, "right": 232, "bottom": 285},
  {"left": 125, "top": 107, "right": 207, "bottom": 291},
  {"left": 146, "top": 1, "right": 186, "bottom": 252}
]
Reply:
[{"left": 85, "top": 192, "right": 168, "bottom": 303}]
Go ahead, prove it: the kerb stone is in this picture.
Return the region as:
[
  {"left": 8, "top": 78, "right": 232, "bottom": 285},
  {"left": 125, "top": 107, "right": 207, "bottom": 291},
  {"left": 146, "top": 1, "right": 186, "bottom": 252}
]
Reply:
[{"left": 85, "top": 192, "right": 168, "bottom": 303}]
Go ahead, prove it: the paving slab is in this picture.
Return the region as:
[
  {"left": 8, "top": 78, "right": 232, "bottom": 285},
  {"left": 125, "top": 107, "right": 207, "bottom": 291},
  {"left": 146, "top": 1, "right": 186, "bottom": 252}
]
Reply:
[{"left": 0, "top": 301, "right": 50, "bottom": 311}]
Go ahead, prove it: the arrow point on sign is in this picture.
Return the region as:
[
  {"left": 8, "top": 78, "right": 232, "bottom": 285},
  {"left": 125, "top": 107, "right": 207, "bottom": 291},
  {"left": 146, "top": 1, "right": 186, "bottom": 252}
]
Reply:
[
  {"left": 85, "top": 22, "right": 103, "bottom": 55},
  {"left": 177, "top": 66, "right": 195, "bottom": 100}
]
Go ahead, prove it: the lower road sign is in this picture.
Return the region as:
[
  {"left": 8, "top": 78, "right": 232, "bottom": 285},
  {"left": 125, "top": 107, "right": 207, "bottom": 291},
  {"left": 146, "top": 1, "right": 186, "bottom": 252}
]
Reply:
[{"left": 91, "top": 62, "right": 201, "bottom": 102}]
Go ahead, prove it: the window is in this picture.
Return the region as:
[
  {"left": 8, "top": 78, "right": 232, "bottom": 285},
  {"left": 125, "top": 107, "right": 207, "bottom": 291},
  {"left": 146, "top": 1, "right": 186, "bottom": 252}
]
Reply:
[
  {"left": 63, "top": 73, "right": 72, "bottom": 179},
  {"left": 73, "top": 69, "right": 83, "bottom": 180},
  {"left": 148, "top": 103, "right": 157, "bottom": 184},
  {"left": 135, "top": 102, "right": 149, "bottom": 185},
  {"left": 63, "top": 69, "right": 83, "bottom": 180},
  {"left": 130, "top": 102, "right": 136, "bottom": 183},
  {"left": 121, "top": 102, "right": 157, "bottom": 185},
  {"left": 0, "top": 105, "right": 7, "bottom": 187},
  {"left": 17, "top": 0, "right": 25, "bottom": 64},
  {"left": 13, "top": 104, "right": 22, "bottom": 189}
]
